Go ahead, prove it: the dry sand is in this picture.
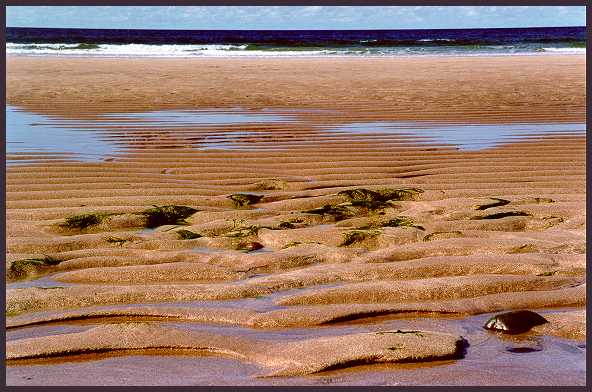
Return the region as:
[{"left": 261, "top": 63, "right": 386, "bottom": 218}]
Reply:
[{"left": 5, "top": 55, "right": 586, "bottom": 385}]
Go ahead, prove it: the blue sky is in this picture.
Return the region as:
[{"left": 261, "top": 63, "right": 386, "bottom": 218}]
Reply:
[{"left": 7, "top": 6, "right": 586, "bottom": 30}]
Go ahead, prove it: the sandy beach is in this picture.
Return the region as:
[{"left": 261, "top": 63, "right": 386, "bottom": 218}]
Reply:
[{"left": 5, "top": 54, "right": 586, "bottom": 385}]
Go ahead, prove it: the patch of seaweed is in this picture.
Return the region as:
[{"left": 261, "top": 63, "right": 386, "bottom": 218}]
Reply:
[
  {"left": 377, "top": 330, "right": 425, "bottom": 337},
  {"left": 474, "top": 198, "right": 511, "bottom": 211},
  {"left": 304, "top": 189, "right": 423, "bottom": 221},
  {"left": 304, "top": 204, "right": 355, "bottom": 221},
  {"left": 338, "top": 187, "right": 423, "bottom": 203},
  {"left": 227, "top": 193, "right": 264, "bottom": 208},
  {"left": 224, "top": 224, "right": 261, "bottom": 238},
  {"left": 60, "top": 212, "right": 114, "bottom": 230},
  {"left": 376, "top": 188, "right": 424, "bottom": 201},
  {"left": 423, "top": 231, "right": 463, "bottom": 242},
  {"left": 176, "top": 229, "right": 202, "bottom": 240},
  {"left": 360, "top": 216, "right": 424, "bottom": 231},
  {"left": 509, "top": 244, "right": 538, "bottom": 254},
  {"left": 338, "top": 188, "right": 382, "bottom": 202},
  {"left": 542, "top": 216, "right": 564, "bottom": 229},
  {"left": 282, "top": 241, "right": 303, "bottom": 249},
  {"left": 531, "top": 197, "right": 555, "bottom": 204},
  {"left": 252, "top": 179, "right": 287, "bottom": 191},
  {"left": 282, "top": 241, "right": 322, "bottom": 249},
  {"left": 140, "top": 205, "right": 198, "bottom": 228},
  {"left": 8, "top": 255, "right": 62, "bottom": 280},
  {"left": 105, "top": 236, "right": 132, "bottom": 246},
  {"left": 536, "top": 271, "right": 558, "bottom": 277},
  {"left": 380, "top": 217, "right": 425, "bottom": 231},
  {"left": 350, "top": 199, "right": 393, "bottom": 211},
  {"left": 340, "top": 229, "right": 381, "bottom": 247}
]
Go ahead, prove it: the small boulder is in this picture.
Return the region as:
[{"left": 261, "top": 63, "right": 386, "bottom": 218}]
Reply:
[{"left": 484, "top": 310, "right": 548, "bottom": 334}]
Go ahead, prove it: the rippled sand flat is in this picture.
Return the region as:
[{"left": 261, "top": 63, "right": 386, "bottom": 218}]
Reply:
[{"left": 5, "top": 55, "right": 586, "bottom": 386}]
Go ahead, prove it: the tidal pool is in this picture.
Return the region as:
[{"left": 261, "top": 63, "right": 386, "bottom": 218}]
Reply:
[
  {"left": 7, "top": 106, "right": 586, "bottom": 165},
  {"left": 324, "top": 121, "right": 586, "bottom": 150}
]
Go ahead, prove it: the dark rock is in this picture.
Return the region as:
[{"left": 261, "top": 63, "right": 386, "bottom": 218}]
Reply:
[{"left": 484, "top": 310, "right": 548, "bottom": 334}]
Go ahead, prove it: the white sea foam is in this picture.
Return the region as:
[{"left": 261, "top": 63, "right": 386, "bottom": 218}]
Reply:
[
  {"left": 541, "top": 47, "right": 586, "bottom": 54},
  {"left": 417, "top": 38, "right": 453, "bottom": 42},
  {"left": 6, "top": 42, "right": 343, "bottom": 57},
  {"left": 5, "top": 42, "right": 587, "bottom": 58}
]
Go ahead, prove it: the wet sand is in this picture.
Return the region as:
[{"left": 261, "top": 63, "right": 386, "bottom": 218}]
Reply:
[
  {"left": 5, "top": 55, "right": 587, "bottom": 386},
  {"left": 6, "top": 55, "right": 586, "bottom": 121}
]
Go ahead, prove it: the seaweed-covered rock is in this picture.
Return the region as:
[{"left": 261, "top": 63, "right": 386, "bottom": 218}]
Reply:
[
  {"left": 304, "top": 204, "right": 356, "bottom": 221},
  {"left": 338, "top": 187, "right": 423, "bottom": 203},
  {"left": 380, "top": 217, "right": 425, "bottom": 230},
  {"left": 423, "top": 231, "right": 463, "bottom": 242},
  {"left": 176, "top": 229, "right": 202, "bottom": 240},
  {"left": 60, "top": 212, "right": 114, "bottom": 230},
  {"left": 360, "top": 216, "right": 424, "bottom": 231},
  {"left": 105, "top": 236, "right": 132, "bottom": 246},
  {"left": 376, "top": 188, "right": 424, "bottom": 201},
  {"left": 140, "top": 205, "right": 198, "bottom": 228},
  {"left": 8, "top": 256, "right": 62, "bottom": 280},
  {"left": 340, "top": 229, "right": 381, "bottom": 247},
  {"left": 338, "top": 188, "right": 383, "bottom": 202},
  {"left": 224, "top": 224, "right": 260, "bottom": 238},
  {"left": 227, "top": 193, "right": 264, "bottom": 207},
  {"left": 484, "top": 310, "right": 548, "bottom": 334},
  {"left": 349, "top": 199, "right": 394, "bottom": 211},
  {"left": 251, "top": 179, "right": 288, "bottom": 191}
]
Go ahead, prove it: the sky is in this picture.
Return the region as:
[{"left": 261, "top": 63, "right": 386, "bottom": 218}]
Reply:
[{"left": 6, "top": 6, "right": 586, "bottom": 30}]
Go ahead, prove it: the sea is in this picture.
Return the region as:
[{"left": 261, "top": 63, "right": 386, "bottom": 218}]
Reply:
[{"left": 5, "top": 26, "right": 586, "bottom": 57}]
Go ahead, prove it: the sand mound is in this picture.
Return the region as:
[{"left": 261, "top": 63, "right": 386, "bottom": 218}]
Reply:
[
  {"left": 276, "top": 275, "right": 582, "bottom": 306},
  {"left": 53, "top": 262, "right": 242, "bottom": 284},
  {"left": 532, "top": 310, "right": 586, "bottom": 341},
  {"left": 6, "top": 322, "right": 465, "bottom": 376}
]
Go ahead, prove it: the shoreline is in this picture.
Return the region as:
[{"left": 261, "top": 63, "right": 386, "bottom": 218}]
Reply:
[{"left": 5, "top": 51, "right": 586, "bottom": 58}]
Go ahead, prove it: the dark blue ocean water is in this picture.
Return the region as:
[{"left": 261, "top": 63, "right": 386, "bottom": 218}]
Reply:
[{"left": 5, "top": 26, "right": 586, "bottom": 57}]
